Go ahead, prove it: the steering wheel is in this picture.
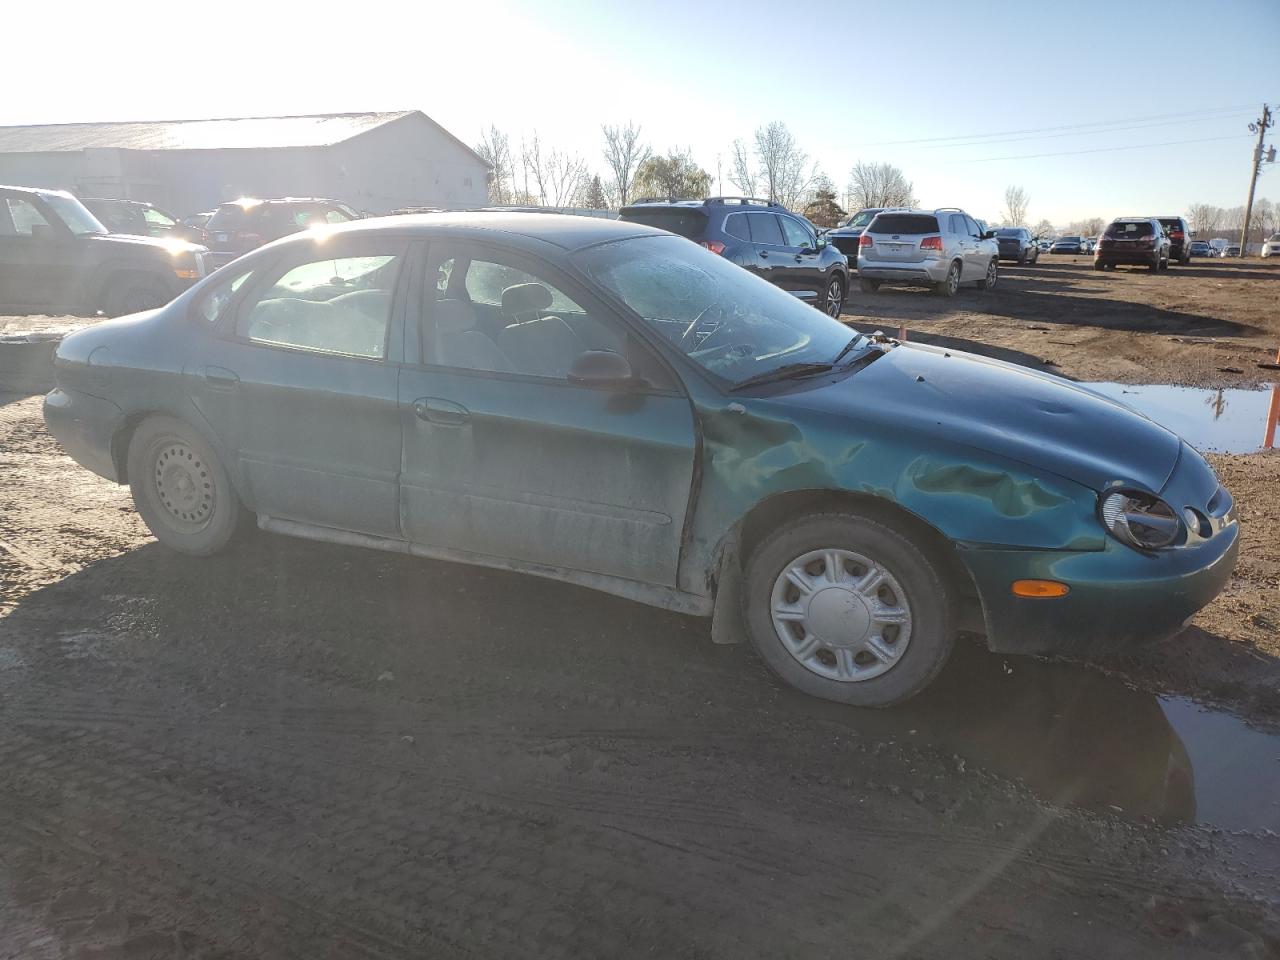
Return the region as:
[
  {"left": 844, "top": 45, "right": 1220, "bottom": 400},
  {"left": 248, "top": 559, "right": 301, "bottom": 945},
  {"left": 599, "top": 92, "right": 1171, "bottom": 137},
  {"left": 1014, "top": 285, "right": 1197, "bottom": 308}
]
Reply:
[{"left": 676, "top": 304, "right": 715, "bottom": 350}]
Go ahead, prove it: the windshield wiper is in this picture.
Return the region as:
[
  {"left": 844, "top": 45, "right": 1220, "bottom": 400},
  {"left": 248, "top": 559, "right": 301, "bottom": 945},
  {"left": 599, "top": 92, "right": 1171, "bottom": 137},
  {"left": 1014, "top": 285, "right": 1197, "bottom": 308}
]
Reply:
[
  {"left": 729, "top": 361, "right": 836, "bottom": 392},
  {"left": 830, "top": 334, "right": 867, "bottom": 366}
]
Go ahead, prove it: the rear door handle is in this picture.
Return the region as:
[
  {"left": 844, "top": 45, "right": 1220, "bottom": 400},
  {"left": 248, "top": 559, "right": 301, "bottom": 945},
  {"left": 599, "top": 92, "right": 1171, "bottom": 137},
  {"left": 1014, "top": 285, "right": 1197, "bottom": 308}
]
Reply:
[
  {"left": 413, "top": 397, "right": 470, "bottom": 426},
  {"left": 202, "top": 365, "right": 240, "bottom": 391},
  {"left": 759, "top": 250, "right": 769, "bottom": 259}
]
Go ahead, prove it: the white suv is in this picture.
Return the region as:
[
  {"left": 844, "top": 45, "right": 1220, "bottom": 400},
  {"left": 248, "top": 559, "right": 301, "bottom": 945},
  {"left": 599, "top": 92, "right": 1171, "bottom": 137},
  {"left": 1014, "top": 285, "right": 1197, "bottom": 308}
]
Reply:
[
  {"left": 1262, "top": 234, "right": 1280, "bottom": 258},
  {"left": 857, "top": 208, "right": 1000, "bottom": 297}
]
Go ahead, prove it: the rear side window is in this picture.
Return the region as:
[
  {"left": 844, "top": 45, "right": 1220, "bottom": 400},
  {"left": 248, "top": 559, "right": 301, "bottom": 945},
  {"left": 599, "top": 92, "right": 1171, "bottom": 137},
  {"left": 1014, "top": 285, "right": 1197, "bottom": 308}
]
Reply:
[
  {"left": 619, "top": 207, "right": 708, "bottom": 240},
  {"left": 746, "top": 213, "right": 784, "bottom": 245},
  {"left": 724, "top": 213, "right": 750, "bottom": 241},
  {"left": 1105, "top": 221, "right": 1154, "bottom": 238},
  {"left": 870, "top": 214, "right": 939, "bottom": 235}
]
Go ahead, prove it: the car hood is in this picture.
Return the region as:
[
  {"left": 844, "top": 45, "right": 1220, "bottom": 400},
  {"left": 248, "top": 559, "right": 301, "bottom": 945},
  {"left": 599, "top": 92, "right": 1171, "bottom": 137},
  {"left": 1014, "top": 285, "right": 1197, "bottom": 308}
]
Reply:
[
  {"left": 784, "top": 343, "right": 1181, "bottom": 492},
  {"left": 87, "top": 232, "right": 208, "bottom": 255}
]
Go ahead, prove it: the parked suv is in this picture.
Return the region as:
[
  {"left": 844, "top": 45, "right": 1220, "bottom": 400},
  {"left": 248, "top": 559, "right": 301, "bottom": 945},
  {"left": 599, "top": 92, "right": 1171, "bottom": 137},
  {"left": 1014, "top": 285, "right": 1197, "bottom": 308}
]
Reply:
[
  {"left": 619, "top": 196, "right": 850, "bottom": 316},
  {"left": 1261, "top": 234, "right": 1280, "bottom": 257},
  {"left": 856, "top": 208, "right": 999, "bottom": 297},
  {"left": 1094, "top": 218, "right": 1171, "bottom": 272},
  {"left": 1155, "top": 216, "right": 1192, "bottom": 264},
  {"left": 204, "top": 197, "right": 359, "bottom": 266},
  {"left": 825, "top": 207, "right": 904, "bottom": 262},
  {"left": 80, "top": 198, "right": 204, "bottom": 244},
  {"left": 993, "top": 227, "right": 1040, "bottom": 264},
  {"left": 0, "top": 185, "right": 211, "bottom": 316}
]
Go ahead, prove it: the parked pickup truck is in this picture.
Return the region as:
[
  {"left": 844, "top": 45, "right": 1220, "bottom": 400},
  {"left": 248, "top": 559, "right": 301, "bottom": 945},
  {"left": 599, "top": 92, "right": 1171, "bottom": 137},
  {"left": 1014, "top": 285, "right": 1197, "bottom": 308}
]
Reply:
[{"left": 0, "top": 185, "right": 212, "bottom": 316}]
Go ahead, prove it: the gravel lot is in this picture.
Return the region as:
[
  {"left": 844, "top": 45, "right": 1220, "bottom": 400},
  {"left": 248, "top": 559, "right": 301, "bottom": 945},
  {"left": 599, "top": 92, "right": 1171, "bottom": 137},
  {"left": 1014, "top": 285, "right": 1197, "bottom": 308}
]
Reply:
[{"left": 1, "top": 259, "right": 1279, "bottom": 957}]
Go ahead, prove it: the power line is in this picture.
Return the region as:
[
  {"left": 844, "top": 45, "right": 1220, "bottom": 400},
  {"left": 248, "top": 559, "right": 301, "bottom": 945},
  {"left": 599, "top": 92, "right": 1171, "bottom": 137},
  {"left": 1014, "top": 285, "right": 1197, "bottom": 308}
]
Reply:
[
  {"left": 856, "top": 103, "right": 1263, "bottom": 147},
  {"left": 957, "top": 133, "right": 1247, "bottom": 163},
  {"left": 920, "top": 110, "right": 1253, "bottom": 150}
]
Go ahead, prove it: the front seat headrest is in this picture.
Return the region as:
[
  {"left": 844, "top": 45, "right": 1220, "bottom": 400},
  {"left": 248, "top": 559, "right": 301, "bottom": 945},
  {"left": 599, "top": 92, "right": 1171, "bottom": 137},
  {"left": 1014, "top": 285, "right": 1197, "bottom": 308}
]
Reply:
[
  {"left": 434, "top": 299, "right": 478, "bottom": 333},
  {"left": 501, "top": 282, "right": 553, "bottom": 318}
]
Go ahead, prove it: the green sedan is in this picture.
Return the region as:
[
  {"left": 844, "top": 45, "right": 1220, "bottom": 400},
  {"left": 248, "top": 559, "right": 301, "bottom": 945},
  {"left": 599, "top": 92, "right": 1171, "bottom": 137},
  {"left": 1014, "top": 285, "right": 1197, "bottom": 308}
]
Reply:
[{"left": 43, "top": 214, "right": 1239, "bottom": 707}]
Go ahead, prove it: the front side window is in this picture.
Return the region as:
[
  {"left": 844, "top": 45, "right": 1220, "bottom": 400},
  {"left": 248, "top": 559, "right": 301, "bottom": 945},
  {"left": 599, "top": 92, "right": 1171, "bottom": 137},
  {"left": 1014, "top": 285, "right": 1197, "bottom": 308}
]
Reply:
[
  {"left": 235, "top": 253, "right": 401, "bottom": 359},
  {"left": 577, "top": 234, "right": 864, "bottom": 387},
  {"left": 423, "top": 248, "right": 624, "bottom": 379},
  {"left": 779, "top": 216, "right": 814, "bottom": 249}
]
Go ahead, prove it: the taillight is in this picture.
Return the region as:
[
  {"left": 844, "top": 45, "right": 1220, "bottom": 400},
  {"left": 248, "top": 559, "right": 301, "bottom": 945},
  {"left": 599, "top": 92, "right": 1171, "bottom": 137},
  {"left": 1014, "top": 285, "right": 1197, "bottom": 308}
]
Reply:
[
  {"left": 858, "top": 234, "right": 873, "bottom": 248},
  {"left": 1137, "top": 238, "right": 1154, "bottom": 248},
  {"left": 1170, "top": 230, "right": 1184, "bottom": 240},
  {"left": 920, "top": 236, "right": 943, "bottom": 251},
  {"left": 700, "top": 240, "right": 726, "bottom": 255}
]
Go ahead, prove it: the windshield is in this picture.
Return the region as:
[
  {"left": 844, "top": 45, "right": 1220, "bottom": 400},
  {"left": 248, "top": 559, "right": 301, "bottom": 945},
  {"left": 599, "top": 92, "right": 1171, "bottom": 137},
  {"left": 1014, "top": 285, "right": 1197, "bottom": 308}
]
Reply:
[
  {"left": 842, "top": 209, "right": 880, "bottom": 229},
  {"left": 43, "top": 194, "right": 107, "bottom": 236},
  {"left": 575, "top": 234, "right": 864, "bottom": 386}
]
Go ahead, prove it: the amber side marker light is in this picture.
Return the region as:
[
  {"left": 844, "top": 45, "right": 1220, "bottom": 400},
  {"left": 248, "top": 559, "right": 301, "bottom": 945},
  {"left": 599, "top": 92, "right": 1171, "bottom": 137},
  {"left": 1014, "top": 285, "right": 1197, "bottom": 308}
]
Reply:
[{"left": 1011, "top": 579, "right": 1070, "bottom": 598}]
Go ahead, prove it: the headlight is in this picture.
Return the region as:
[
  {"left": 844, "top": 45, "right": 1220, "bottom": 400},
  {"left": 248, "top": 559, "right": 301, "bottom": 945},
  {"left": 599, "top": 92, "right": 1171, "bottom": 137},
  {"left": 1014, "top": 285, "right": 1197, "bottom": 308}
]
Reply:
[{"left": 1099, "top": 489, "right": 1181, "bottom": 550}]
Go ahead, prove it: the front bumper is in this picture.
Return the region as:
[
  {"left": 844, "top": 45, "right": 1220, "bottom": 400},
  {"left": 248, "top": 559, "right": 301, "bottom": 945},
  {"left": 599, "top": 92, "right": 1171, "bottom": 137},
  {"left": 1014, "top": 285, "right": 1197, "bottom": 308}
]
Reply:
[
  {"left": 856, "top": 257, "right": 949, "bottom": 283},
  {"left": 42, "top": 387, "right": 126, "bottom": 482},
  {"left": 960, "top": 526, "right": 1239, "bottom": 655}
]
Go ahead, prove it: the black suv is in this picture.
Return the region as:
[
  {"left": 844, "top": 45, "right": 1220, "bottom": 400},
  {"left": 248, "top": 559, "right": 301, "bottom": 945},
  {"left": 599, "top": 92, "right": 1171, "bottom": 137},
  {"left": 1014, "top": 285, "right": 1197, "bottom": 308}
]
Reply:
[
  {"left": 0, "top": 185, "right": 211, "bottom": 316},
  {"left": 80, "top": 198, "right": 203, "bottom": 243},
  {"left": 618, "top": 197, "right": 849, "bottom": 317},
  {"left": 1155, "top": 216, "right": 1192, "bottom": 265},
  {"left": 204, "top": 197, "right": 359, "bottom": 266},
  {"left": 993, "top": 227, "right": 1040, "bottom": 264}
]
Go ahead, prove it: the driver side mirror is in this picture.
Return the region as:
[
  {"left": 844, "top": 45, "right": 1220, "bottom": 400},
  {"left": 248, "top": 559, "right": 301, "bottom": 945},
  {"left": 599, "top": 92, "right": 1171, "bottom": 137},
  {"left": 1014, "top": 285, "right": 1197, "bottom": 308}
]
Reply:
[
  {"left": 982, "top": 230, "right": 996, "bottom": 240},
  {"left": 568, "top": 350, "right": 641, "bottom": 389}
]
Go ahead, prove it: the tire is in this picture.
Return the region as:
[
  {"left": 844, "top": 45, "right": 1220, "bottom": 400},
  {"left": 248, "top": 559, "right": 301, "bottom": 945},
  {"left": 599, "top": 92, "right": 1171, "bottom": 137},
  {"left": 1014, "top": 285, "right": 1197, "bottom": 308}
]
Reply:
[
  {"left": 1094, "top": 261, "right": 1106, "bottom": 271},
  {"left": 1148, "top": 256, "right": 1160, "bottom": 273},
  {"left": 1017, "top": 251, "right": 1027, "bottom": 265},
  {"left": 742, "top": 512, "right": 955, "bottom": 707},
  {"left": 974, "top": 258, "right": 998, "bottom": 292},
  {"left": 824, "top": 276, "right": 845, "bottom": 318},
  {"left": 126, "top": 415, "right": 243, "bottom": 556},
  {"left": 859, "top": 278, "right": 881, "bottom": 293},
  {"left": 106, "top": 274, "right": 171, "bottom": 317},
  {"left": 933, "top": 261, "right": 961, "bottom": 297}
]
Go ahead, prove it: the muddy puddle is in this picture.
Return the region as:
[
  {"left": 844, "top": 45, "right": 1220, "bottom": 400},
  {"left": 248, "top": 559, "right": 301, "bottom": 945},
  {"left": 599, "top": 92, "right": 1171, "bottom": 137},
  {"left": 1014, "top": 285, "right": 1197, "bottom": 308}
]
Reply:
[
  {"left": 786, "top": 641, "right": 1280, "bottom": 832},
  {"left": 1088, "top": 381, "right": 1277, "bottom": 453}
]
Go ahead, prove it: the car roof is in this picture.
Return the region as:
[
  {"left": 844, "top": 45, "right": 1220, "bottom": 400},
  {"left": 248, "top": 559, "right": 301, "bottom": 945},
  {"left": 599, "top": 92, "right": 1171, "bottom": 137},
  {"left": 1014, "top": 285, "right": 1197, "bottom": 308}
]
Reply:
[
  {"left": 271, "top": 211, "right": 662, "bottom": 252},
  {"left": 0, "top": 183, "right": 76, "bottom": 199}
]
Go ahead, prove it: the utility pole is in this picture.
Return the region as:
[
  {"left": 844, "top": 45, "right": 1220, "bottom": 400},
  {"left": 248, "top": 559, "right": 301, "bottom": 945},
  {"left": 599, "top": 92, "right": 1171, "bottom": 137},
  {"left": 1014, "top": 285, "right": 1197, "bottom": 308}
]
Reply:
[{"left": 1239, "top": 103, "right": 1273, "bottom": 256}]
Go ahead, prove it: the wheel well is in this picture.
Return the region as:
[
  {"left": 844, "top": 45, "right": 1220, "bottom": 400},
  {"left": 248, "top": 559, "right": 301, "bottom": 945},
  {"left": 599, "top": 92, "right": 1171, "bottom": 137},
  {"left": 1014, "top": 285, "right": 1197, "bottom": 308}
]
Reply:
[
  {"left": 110, "top": 410, "right": 158, "bottom": 483},
  {"left": 736, "top": 489, "right": 981, "bottom": 608}
]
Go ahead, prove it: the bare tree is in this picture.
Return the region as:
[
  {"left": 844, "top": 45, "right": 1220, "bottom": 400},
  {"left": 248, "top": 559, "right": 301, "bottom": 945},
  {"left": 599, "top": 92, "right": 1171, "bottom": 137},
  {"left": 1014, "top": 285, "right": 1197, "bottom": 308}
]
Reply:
[
  {"left": 728, "top": 139, "right": 756, "bottom": 197},
  {"left": 476, "top": 125, "right": 513, "bottom": 205},
  {"left": 1032, "top": 218, "right": 1056, "bottom": 238},
  {"left": 601, "top": 122, "right": 651, "bottom": 207},
  {"left": 1253, "top": 197, "right": 1277, "bottom": 237},
  {"left": 632, "top": 150, "right": 712, "bottom": 201},
  {"left": 521, "top": 133, "right": 588, "bottom": 207},
  {"left": 847, "top": 161, "right": 915, "bottom": 210},
  {"left": 753, "top": 121, "right": 816, "bottom": 210},
  {"left": 1002, "top": 185, "right": 1030, "bottom": 227},
  {"left": 1186, "top": 202, "right": 1222, "bottom": 234},
  {"left": 1222, "top": 205, "right": 1246, "bottom": 233}
]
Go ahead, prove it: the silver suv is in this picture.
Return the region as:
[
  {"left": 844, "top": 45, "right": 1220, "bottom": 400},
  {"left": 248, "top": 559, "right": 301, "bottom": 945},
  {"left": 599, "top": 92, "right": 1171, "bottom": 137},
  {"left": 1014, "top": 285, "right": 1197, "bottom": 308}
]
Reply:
[{"left": 857, "top": 208, "right": 999, "bottom": 297}]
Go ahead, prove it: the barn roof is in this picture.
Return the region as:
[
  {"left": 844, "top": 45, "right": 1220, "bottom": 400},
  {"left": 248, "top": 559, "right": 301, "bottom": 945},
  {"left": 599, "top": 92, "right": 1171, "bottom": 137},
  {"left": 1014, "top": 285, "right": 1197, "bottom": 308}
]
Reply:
[{"left": 0, "top": 111, "right": 483, "bottom": 160}]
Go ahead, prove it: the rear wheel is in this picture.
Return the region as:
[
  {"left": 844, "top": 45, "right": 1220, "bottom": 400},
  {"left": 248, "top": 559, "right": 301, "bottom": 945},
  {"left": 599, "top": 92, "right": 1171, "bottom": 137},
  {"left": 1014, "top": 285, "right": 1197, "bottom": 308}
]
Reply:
[
  {"left": 126, "top": 415, "right": 243, "bottom": 556},
  {"left": 859, "top": 278, "right": 881, "bottom": 293},
  {"left": 742, "top": 512, "right": 955, "bottom": 707},
  {"left": 824, "top": 276, "right": 845, "bottom": 317},
  {"left": 933, "top": 261, "right": 961, "bottom": 297}
]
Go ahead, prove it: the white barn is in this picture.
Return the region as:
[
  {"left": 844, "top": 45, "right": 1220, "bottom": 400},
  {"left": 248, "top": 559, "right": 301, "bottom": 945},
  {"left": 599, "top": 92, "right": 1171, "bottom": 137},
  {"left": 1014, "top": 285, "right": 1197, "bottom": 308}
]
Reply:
[{"left": 0, "top": 111, "right": 490, "bottom": 216}]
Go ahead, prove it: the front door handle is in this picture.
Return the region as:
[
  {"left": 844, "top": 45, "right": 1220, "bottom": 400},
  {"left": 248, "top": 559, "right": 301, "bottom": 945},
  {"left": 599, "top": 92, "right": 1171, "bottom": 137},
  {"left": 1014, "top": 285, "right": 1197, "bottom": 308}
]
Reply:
[
  {"left": 202, "top": 365, "right": 240, "bottom": 391},
  {"left": 759, "top": 250, "right": 769, "bottom": 259},
  {"left": 413, "top": 397, "right": 470, "bottom": 426}
]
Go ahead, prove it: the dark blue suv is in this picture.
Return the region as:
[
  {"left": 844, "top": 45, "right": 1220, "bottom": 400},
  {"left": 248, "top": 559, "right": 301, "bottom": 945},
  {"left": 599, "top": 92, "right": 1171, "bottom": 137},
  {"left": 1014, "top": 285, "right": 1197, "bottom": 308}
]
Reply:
[{"left": 619, "top": 197, "right": 849, "bottom": 317}]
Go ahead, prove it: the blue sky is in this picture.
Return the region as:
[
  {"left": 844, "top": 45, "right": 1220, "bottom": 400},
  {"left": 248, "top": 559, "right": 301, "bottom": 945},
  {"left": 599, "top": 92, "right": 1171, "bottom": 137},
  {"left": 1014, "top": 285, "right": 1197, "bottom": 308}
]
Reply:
[{"left": 7, "top": 0, "right": 1278, "bottom": 224}]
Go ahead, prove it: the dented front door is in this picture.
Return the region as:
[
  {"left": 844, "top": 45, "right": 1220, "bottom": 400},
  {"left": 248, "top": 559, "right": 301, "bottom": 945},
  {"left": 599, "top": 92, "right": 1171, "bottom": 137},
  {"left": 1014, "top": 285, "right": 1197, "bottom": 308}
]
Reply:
[{"left": 398, "top": 367, "right": 698, "bottom": 585}]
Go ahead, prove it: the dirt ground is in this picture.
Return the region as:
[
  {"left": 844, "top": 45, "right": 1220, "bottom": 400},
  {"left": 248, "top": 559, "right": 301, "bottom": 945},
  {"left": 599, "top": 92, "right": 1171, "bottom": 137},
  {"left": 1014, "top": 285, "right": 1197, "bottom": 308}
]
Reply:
[
  {"left": 1, "top": 260, "right": 1280, "bottom": 957},
  {"left": 843, "top": 256, "right": 1280, "bottom": 388}
]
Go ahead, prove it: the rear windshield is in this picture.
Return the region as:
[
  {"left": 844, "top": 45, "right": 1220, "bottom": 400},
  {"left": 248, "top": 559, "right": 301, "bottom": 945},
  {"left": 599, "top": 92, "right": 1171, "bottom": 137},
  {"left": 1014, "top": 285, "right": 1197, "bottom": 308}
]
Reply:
[
  {"left": 206, "top": 204, "right": 252, "bottom": 230},
  {"left": 868, "top": 214, "right": 939, "bottom": 235},
  {"left": 995, "top": 228, "right": 1023, "bottom": 237},
  {"left": 619, "top": 207, "right": 708, "bottom": 240},
  {"left": 1105, "top": 221, "right": 1154, "bottom": 238}
]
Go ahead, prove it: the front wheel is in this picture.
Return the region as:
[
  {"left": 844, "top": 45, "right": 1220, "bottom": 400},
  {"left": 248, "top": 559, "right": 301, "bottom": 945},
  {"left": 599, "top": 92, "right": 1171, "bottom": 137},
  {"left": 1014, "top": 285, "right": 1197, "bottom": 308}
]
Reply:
[
  {"left": 824, "top": 276, "right": 845, "bottom": 318},
  {"left": 126, "top": 415, "right": 244, "bottom": 556},
  {"left": 975, "top": 258, "right": 998, "bottom": 291},
  {"left": 743, "top": 513, "right": 955, "bottom": 707},
  {"left": 933, "top": 261, "right": 961, "bottom": 297}
]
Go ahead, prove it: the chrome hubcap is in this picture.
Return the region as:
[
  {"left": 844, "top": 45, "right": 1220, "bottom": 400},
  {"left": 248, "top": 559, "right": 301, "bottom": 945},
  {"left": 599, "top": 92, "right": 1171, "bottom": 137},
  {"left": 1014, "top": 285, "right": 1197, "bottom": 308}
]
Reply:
[
  {"left": 826, "top": 281, "right": 842, "bottom": 316},
  {"left": 986, "top": 262, "right": 997, "bottom": 287},
  {"left": 770, "top": 548, "right": 912, "bottom": 682},
  {"left": 948, "top": 266, "right": 959, "bottom": 293},
  {"left": 153, "top": 442, "right": 214, "bottom": 529}
]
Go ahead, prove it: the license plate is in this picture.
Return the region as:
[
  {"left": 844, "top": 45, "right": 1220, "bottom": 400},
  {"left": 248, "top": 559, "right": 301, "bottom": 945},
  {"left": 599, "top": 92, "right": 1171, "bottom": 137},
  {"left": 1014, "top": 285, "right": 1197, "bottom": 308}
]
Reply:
[{"left": 215, "top": 233, "right": 228, "bottom": 243}]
